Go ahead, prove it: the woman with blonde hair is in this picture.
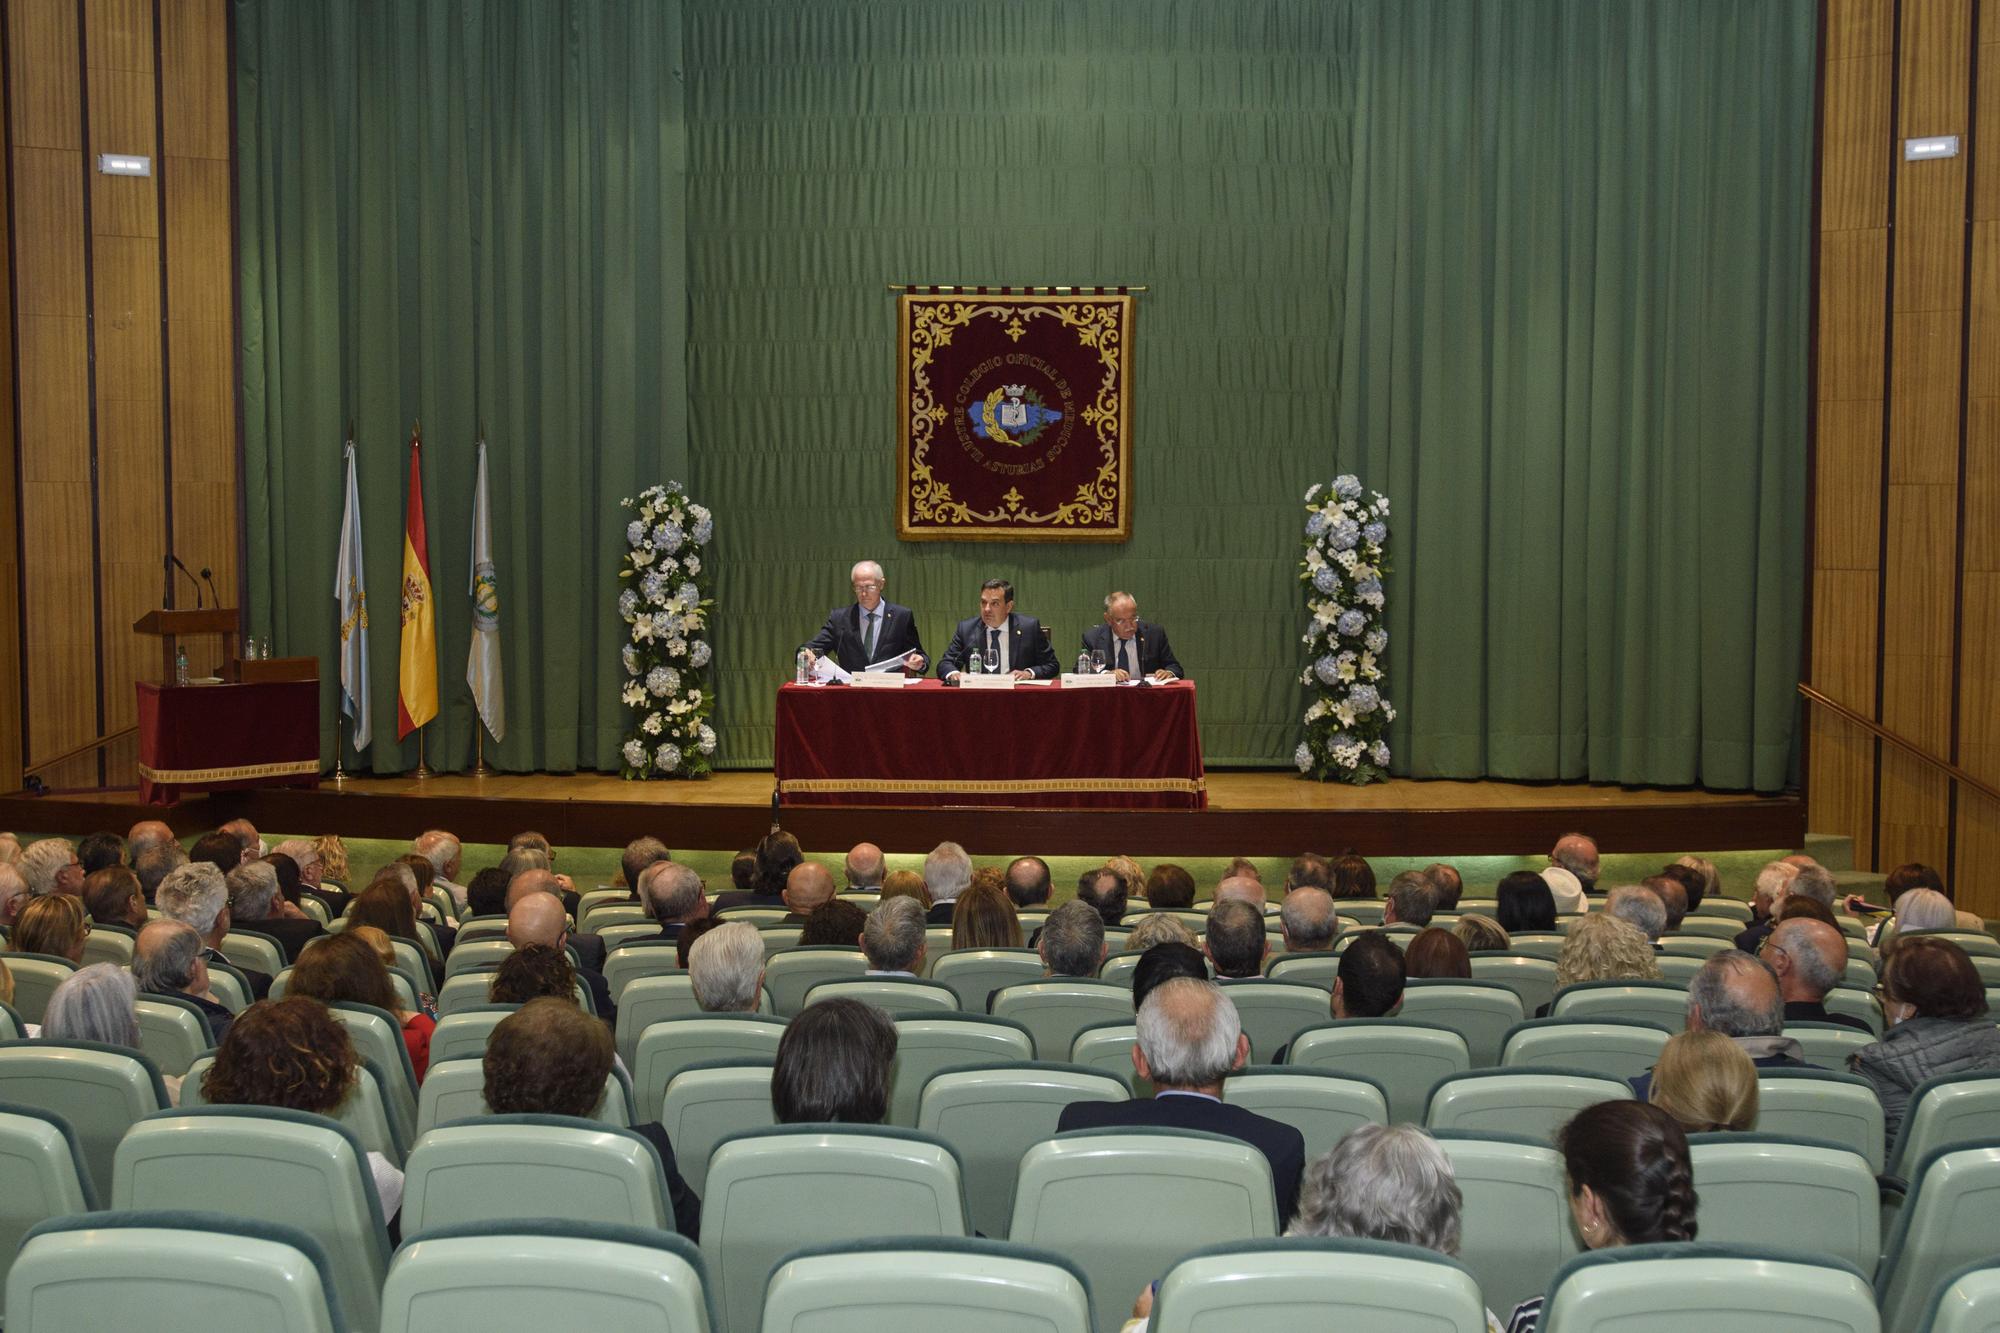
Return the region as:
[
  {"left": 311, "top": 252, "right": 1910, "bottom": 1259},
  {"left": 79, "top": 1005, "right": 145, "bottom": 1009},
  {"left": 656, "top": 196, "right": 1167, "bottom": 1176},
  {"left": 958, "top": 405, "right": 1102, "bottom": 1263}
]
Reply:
[
  {"left": 1672, "top": 856, "right": 1721, "bottom": 912},
  {"left": 1452, "top": 913, "right": 1511, "bottom": 953},
  {"left": 1124, "top": 913, "right": 1199, "bottom": 953},
  {"left": 1648, "top": 1030, "right": 1758, "bottom": 1133},
  {"left": 879, "top": 868, "right": 932, "bottom": 909},
  {"left": 1554, "top": 911, "right": 1662, "bottom": 989},
  {"left": 10, "top": 894, "right": 88, "bottom": 963},
  {"left": 950, "top": 882, "right": 1022, "bottom": 950}
]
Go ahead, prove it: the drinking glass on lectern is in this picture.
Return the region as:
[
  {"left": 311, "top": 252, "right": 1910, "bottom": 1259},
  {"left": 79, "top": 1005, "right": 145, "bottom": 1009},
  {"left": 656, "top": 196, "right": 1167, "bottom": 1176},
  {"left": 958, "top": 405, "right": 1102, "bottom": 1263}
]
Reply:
[
  {"left": 1090, "top": 648, "right": 1105, "bottom": 674},
  {"left": 983, "top": 644, "right": 999, "bottom": 674}
]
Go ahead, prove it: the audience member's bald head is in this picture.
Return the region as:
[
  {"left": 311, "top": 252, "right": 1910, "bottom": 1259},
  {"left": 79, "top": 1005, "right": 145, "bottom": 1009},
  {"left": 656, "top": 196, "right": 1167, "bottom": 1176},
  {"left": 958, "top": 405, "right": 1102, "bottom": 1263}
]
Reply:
[
  {"left": 1215, "top": 874, "right": 1267, "bottom": 910},
  {"left": 843, "top": 843, "right": 885, "bottom": 889},
  {"left": 639, "top": 861, "right": 707, "bottom": 923},
  {"left": 1279, "top": 886, "right": 1340, "bottom": 952},
  {"left": 506, "top": 867, "right": 563, "bottom": 912},
  {"left": 507, "top": 891, "right": 569, "bottom": 950},
  {"left": 1551, "top": 833, "right": 1599, "bottom": 884},
  {"left": 1687, "top": 949, "right": 1784, "bottom": 1038},
  {"left": 784, "top": 861, "right": 837, "bottom": 915},
  {"left": 126, "top": 820, "right": 175, "bottom": 858}
]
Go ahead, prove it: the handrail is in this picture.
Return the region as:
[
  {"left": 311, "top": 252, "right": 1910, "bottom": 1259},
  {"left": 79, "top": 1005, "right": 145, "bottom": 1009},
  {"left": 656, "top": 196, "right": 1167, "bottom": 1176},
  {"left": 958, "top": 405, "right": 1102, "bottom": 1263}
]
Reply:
[
  {"left": 1798, "top": 684, "right": 2000, "bottom": 805},
  {"left": 23, "top": 726, "right": 138, "bottom": 778}
]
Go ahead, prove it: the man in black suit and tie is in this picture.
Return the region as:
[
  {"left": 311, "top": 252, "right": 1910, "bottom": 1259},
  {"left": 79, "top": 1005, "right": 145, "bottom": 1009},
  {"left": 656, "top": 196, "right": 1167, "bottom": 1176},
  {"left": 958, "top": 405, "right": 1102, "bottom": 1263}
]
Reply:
[
  {"left": 937, "top": 579, "right": 1059, "bottom": 680},
  {"left": 1079, "top": 591, "right": 1183, "bottom": 681},
  {"left": 800, "top": 560, "right": 927, "bottom": 674},
  {"left": 1057, "top": 976, "right": 1305, "bottom": 1224}
]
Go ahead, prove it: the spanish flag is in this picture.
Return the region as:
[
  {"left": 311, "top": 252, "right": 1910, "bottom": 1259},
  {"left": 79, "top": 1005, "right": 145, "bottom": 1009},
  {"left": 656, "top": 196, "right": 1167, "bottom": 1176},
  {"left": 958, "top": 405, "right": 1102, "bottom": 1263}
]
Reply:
[{"left": 397, "top": 424, "right": 439, "bottom": 738}]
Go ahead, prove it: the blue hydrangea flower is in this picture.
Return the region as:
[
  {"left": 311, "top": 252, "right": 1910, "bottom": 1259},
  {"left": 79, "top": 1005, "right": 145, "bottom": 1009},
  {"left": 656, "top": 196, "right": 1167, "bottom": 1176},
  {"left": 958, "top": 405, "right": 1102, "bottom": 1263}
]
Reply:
[
  {"left": 650, "top": 611, "right": 674, "bottom": 637},
  {"left": 1365, "top": 629, "right": 1388, "bottom": 654},
  {"left": 622, "top": 739, "right": 647, "bottom": 770},
  {"left": 1294, "top": 742, "right": 1313, "bottom": 772},
  {"left": 1313, "top": 655, "right": 1341, "bottom": 685},
  {"left": 690, "top": 641, "right": 712, "bottom": 669},
  {"left": 625, "top": 520, "right": 646, "bottom": 546},
  {"left": 618, "top": 589, "right": 639, "bottom": 618},
  {"left": 621, "top": 645, "right": 639, "bottom": 676},
  {"left": 1312, "top": 566, "right": 1339, "bottom": 594},
  {"left": 645, "top": 666, "right": 676, "bottom": 698},
  {"left": 1370, "top": 740, "right": 1392, "bottom": 766},
  {"left": 1363, "top": 521, "right": 1387, "bottom": 545},
  {"left": 1337, "top": 609, "right": 1368, "bottom": 637},
  {"left": 655, "top": 521, "right": 685, "bottom": 554},
  {"left": 1332, "top": 731, "right": 1356, "bottom": 751},
  {"left": 1355, "top": 577, "right": 1383, "bottom": 601},
  {"left": 676, "top": 582, "right": 700, "bottom": 609},
  {"left": 691, "top": 516, "right": 713, "bottom": 545},
  {"left": 697, "top": 724, "right": 717, "bottom": 755},
  {"left": 640, "top": 569, "right": 668, "bottom": 603},
  {"left": 1349, "top": 684, "right": 1380, "bottom": 714},
  {"left": 1305, "top": 512, "right": 1329, "bottom": 539},
  {"left": 1334, "top": 475, "right": 1364, "bottom": 500},
  {"left": 1329, "top": 518, "right": 1361, "bottom": 551},
  {"left": 654, "top": 742, "right": 681, "bottom": 772}
]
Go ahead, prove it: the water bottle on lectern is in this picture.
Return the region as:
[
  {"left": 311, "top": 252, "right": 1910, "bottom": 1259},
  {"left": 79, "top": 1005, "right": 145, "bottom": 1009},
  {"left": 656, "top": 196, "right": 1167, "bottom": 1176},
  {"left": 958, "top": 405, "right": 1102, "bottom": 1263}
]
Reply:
[
  {"left": 1076, "top": 651, "right": 1090, "bottom": 675},
  {"left": 795, "top": 649, "right": 809, "bottom": 685}
]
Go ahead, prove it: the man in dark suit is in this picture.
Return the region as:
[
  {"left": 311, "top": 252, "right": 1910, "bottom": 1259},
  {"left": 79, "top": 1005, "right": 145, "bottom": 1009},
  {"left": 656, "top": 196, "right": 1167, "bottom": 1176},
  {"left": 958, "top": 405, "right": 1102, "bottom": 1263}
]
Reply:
[
  {"left": 800, "top": 559, "right": 927, "bottom": 674},
  {"left": 1056, "top": 977, "right": 1305, "bottom": 1224},
  {"left": 1766, "top": 918, "right": 1873, "bottom": 1031},
  {"left": 156, "top": 860, "right": 272, "bottom": 1000},
  {"left": 638, "top": 860, "right": 710, "bottom": 940},
  {"left": 713, "top": 830, "right": 801, "bottom": 913},
  {"left": 1079, "top": 591, "right": 1183, "bottom": 681},
  {"left": 224, "top": 860, "right": 325, "bottom": 963},
  {"left": 937, "top": 579, "right": 1059, "bottom": 680},
  {"left": 507, "top": 868, "right": 606, "bottom": 973},
  {"left": 133, "top": 919, "right": 236, "bottom": 1046}
]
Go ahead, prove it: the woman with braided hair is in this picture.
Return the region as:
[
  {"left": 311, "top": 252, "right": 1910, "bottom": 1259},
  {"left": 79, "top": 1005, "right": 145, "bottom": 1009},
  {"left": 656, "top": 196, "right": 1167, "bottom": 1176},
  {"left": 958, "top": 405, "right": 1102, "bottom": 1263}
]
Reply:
[{"left": 1503, "top": 1100, "right": 1698, "bottom": 1333}]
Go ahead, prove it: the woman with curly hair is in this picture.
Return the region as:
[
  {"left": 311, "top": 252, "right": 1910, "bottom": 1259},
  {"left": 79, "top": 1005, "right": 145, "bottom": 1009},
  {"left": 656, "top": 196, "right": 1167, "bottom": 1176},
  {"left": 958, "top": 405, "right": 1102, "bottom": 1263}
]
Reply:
[
  {"left": 483, "top": 997, "right": 700, "bottom": 1236},
  {"left": 487, "top": 944, "right": 577, "bottom": 1005},
  {"left": 10, "top": 893, "right": 88, "bottom": 962},
  {"left": 950, "top": 882, "right": 1022, "bottom": 950},
  {"left": 286, "top": 930, "right": 436, "bottom": 1079},
  {"left": 1554, "top": 911, "right": 1662, "bottom": 989},
  {"left": 201, "top": 995, "right": 402, "bottom": 1216}
]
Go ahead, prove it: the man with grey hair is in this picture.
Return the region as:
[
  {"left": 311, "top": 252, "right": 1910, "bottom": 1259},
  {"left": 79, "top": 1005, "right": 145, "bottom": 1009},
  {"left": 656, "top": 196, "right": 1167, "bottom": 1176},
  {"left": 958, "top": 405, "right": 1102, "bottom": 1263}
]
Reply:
[
  {"left": 1079, "top": 590, "right": 1182, "bottom": 682},
  {"left": 134, "top": 841, "right": 190, "bottom": 905},
  {"left": 415, "top": 830, "right": 467, "bottom": 909},
  {"left": 157, "top": 860, "right": 270, "bottom": 999},
  {"left": 1737, "top": 860, "right": 1802, "bottom": 953},
  {"left": 20, "top": 838, "right": 82, "bottom": 899},
  {"left": 0, "top": 863, "right": 27, "bottom": 927},
  {"left": 1279, "top": 887, "right": 1341, "bottom": 953},
  {"left": 1056, "top": 978, "right": 1304, "bottom": 1223},
  {"left": 1631, "top": 949, "right": 1809, "bottom": 1097},
  {"left": 638, "top": 860, "right": 708, "bottom": 939},
  {"left": 1424, "top": 863, "right": 1464, "bottom": 911},
  {"left": 1204, "top": 899, "right": 1268, "bottom": 979},
  {"left": 1550, "top": 832, "right": 1600, "bottom": 896},
  {"left": 859, "top": 896, "right": 928, "bottom": 976},
  {"left": 1215, "top": 873, "right": 1269, "bottom": 912},
  {"left": 1038, "top": 899, "right": 1107, "bottom": 978},
  {"left": 844, "top": 842, "right": 886, "bottom": 891},
  {"left": 133, "top": 918, "right": 233, "bottom": 1042},
  {"left": 218, "top": 817, "right": 264, "bottom": 860},
  {"left": 800, "top": 558, "right": 927, "bottom": 675},
  {"left": 126, "top": 819, "right": 176, "bottom": 860},
  {"left": 1765, "top": 917, "right": 1869, "bottom": 1030},
  {"left": 687, "top": 921, "right": 766, "bottom": 1011},
  {"left": 1607, "top": 885, "right": 1667, "bottom": 943},
  {"left": 1382, "top": 872, "right": 1435, "bottom": 928},
  {"left": 1787, "top": 862, "right": 1839, "bottom": 910},
  {"left": 226, "top": 859, "right": 323, "bottom": 962},
  {"left": 922, "top": 841, "right": 973, "bottom": 924}
]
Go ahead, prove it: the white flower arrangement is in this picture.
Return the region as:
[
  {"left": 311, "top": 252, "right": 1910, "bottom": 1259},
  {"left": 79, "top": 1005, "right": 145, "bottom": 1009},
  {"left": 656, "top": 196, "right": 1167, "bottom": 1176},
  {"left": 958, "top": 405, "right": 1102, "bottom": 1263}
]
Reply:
[
  {"left": 618, "top": 483, "right": 716, "bottom": 779},
  {"left": 1297, "top": 476, "right": 1395, "bottom": 784}
]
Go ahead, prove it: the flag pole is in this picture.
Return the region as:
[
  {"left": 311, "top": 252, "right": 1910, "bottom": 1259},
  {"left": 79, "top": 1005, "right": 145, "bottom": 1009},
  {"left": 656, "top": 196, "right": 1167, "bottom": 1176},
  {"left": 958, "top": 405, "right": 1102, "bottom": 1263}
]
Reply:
[
  {"left": 471, "top": 725, "right": 490, "bottom": 777},
  {"left": 415, "top": 724, "right": 433, "bottom": 780},
  {"left": 333, "top": 714, "right": 346, "bottom": 785}
]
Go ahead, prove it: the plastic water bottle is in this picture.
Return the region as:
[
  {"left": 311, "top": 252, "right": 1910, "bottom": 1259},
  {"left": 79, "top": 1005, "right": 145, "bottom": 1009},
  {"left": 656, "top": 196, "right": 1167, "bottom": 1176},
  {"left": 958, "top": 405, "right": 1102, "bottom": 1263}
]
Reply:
[
  {"left": 795, "top": 650, "right": 810, "bottom": 685},
  {"left": 175, "top": 644, "right": 189, "bottom": 686},
  {"left": 1076, "top": 652, "right": 1090, "bottom": 675}
]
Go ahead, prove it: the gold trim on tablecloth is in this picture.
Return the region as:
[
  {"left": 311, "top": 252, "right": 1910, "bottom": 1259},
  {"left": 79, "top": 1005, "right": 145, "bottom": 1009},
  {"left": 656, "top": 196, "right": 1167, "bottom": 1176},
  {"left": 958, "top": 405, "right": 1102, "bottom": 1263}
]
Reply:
[
  {"left": 138, "top": 759, "right": 320, "bottom": 784},
  {"left": 779, "top": 775, "right": 1203, "bottom": 796}
]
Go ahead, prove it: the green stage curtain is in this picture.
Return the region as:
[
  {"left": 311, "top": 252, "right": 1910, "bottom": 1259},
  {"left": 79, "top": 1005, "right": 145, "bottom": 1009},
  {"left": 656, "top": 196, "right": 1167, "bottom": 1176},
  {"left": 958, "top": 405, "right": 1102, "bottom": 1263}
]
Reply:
[
  {"left": 236, "top": 0, "right": 687, "bottom": 772},
  {"left": 1338, "top": 0, "right": 1815, "bottom": 789}
]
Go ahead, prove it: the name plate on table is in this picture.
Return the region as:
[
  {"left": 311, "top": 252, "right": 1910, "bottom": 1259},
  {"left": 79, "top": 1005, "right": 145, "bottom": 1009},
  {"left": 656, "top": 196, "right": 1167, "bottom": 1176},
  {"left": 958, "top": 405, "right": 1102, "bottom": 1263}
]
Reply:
[
  {"left": 958, "top": 673, "right": 1016, "bottom": 690},
  {"left": 849, "top": 672, "right": 909, "bottom": 689},
  {"left": 1060, "top": 672, "right": 1116, "bottom": 689}
]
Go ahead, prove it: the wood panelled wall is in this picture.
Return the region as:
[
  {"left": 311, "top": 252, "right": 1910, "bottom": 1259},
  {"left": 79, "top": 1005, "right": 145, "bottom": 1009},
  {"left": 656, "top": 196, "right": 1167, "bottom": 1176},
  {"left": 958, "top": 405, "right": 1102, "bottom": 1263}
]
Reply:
[
  {"left": 0, "top": 0, "right": 237, "bottom": 794},
  {"left": 1811, "top": 0, "right": 2000, "bottom": 917}
]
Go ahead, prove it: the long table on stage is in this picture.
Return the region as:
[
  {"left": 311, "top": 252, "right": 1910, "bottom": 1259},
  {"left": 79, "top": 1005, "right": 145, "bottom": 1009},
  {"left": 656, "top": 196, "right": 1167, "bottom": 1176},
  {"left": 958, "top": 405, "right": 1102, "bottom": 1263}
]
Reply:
[
  {"left": 773, "top": 678, "right": 1207, "bottom": 809},
  {"left": 136, "top": 680, "right": 321, "bottom": 805}
]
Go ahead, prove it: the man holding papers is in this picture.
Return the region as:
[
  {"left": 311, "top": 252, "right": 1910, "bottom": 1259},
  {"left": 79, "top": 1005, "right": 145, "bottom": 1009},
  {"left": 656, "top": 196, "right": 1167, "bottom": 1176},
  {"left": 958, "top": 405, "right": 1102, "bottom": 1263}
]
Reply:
[
  {"left": 938, "top": 578, "right": 1060, "bottom": 681},
  {"left": 1080, "top": 591, "right": 1183, "bottom": 681},
  {"left": 800, "top": 559, "right": 927, "bottom": 674}
]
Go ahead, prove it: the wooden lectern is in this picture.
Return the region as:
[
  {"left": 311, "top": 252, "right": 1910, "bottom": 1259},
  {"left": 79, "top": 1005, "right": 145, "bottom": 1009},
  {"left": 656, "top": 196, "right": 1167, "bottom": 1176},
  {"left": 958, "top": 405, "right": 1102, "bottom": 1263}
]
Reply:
[{"left": 133, "top": 607, "right": 238, "bottom": 681}]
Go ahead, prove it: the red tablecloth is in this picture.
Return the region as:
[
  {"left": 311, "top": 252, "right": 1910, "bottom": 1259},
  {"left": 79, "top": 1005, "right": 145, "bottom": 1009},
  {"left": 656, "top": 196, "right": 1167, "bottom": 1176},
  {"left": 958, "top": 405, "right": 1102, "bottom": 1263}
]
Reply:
[
  {"left": 774, "top": 679, "right": 1207, "bottom": 809},
  {"left": 136, "top": 681, "right": 321, "bottom": 805}
]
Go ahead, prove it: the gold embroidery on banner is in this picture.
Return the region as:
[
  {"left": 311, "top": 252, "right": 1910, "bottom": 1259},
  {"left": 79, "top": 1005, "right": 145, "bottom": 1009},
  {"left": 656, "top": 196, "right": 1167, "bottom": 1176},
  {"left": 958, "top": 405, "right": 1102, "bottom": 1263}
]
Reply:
[{"left": 139, "top": 760, "right": 321, "bottom": 785}]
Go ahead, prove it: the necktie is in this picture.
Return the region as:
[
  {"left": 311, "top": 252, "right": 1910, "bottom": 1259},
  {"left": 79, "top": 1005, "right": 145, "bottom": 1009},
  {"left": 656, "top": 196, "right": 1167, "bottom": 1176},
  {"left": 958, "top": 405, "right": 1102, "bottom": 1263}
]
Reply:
[
  {"left": 862, "top": 611, "right": 877, "bottom": 659},
  {"left": 1119, "top": 638, "right": 1132, "bottom": 677}
]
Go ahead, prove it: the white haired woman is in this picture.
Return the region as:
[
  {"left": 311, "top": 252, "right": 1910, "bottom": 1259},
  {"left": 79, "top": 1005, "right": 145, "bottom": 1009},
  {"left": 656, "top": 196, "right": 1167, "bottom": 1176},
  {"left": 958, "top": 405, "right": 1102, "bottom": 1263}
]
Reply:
[{"left": 41, "top": 962, "right": 181, "bottom": 1103}]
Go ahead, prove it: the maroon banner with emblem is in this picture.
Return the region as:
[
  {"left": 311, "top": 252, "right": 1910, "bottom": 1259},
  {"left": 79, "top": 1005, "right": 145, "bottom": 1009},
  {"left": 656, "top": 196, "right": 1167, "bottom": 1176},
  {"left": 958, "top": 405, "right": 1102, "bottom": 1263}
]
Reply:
[{"left": 898, "top": 291, "right": 1133, "bottom": 542}]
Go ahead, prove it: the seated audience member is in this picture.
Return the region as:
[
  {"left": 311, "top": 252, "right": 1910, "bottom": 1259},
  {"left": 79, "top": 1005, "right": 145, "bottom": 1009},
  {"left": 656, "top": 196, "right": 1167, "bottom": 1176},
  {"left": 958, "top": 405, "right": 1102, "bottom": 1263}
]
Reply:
[
  {"left": 842, "top": 841, "right": 885, "bottom": 893},
  {"left": 1329, "top": 852, "right": 1376, "bottom": 901},
  {"left": 1038, "top": 899, "right": 1106, "bottom": 978},
  {"left": 713, "top": 830, "right": 800, "bottom": 913},
  {"left": 1650, "top": 868, "right": 1698, "bottom": 930},
  {"left": 1425, "top": 863, "right": 1465, "bottom": 911},
  {"left": 391, "top": 857, "right": 458, "bottom": 955},
  {"left": 726, "top": 849, "right": 757, "bottom": 897},
  {"left": 203, "top": 996, "right": 401, "bottom": 1215},
  {"left": 617, "top": 835, "right": 670, "bottom": 899},
  {"left": 1333, "top": 931, "right": 1407, "bottom": 1019},
  {"left": 1131, "top": 941, "right": 1210, "bottom": 1007},
  {"left": 312, "top": 834, "right": 353, "bottom": 893},
  {"left": 1223, "top": 856, "right": 1263, "bottom": 884},
  {"left": 484, "top": 996, "right": 699, "bottom": 1235},
  {"left": 1540, "top": 865, "right": 1586, "bottom": 914},
  {"left": 779, "top": 860, "right": 837, "bottom": 924},
  {"left": 0, "top": 863, "right": 27, "bottom": 928},
  {"left": 638, "top": 861, "right": 709, "bottom": 939},
  {"left": 1058, "top": 978, "right": 1304, "bottom": 1223},
  {"left": 860, "top": 896, "right": 928, "bottom": 977},
  {"left": 43, "top": 963, "right": 179, "bottom": 1102},
  {"left": 186, "top": 831, "right": 245, "bottom": 878},
  {"left": 157, "top": 861, "right": 271, "bottom": 999},
  {"left": 348, "top": 877, "right": 430, "bottom": 964},
  {"left": 1665, "top": 855, "right": 1715, "bottom": 911},
  {"left": 488, "top": 945, "right": 577, "bottom": 1005},
  {"left": 463, "top": 867, "right": 511, "bottom": 919},
  {"left": 1076, "top": 867, "right": 1130, "bottom": 928},
  {"left": 83, "top": 865, "right": 147, "bottom": 929},
  {"left": 1495, "top": 871, "right": 1558, "bottom": 935},
  {"left": 1892, "top": 887, "right": 1958, "bottom": 935},
  {"left": 1850, "top": 936, "right": 2000, "bottom": 1140},
  {"left": 77, "top": 830, "right": 123, "bottom": 876},
  {"left": 675, "top": 916, "right": 722, "bottom": 969},
  {"left": 1740, "top": 859, "right": 1799, "bottom": 943},
  {"left": 225, "top": 859, "right": 324, "bottom": 963},
  {"left": 268, "top": 836, "right": 328, "bottom": 896},
  {"left": 1763, "top": 917, "right": 1868, "bottom": 1030},
  {"left": 1142, "top": 863, "right": 1196, "bottom": 911},
  {"left": 20, "top": 837, "right": 82, "bottom": 900},
  {"left": 1106, "top": 855, "right": 1146, "bottom": 896},
  {"left": 1124, "top": 912, "right": 1199, "bottom": 953},
  {"left": 264, "top": 853, "right": 304, "bottom": 910},
  {"left": 799, "top": 899, "right": 868, "bottom": 947},
  {"left": 285, "top": 930, "right": 437, "bottom": 1079},
  {"left": 1555, "top": 912, "right": 1662, "bottom": 991},
  {"left": 1607, "top": 885, "right": 1667, "bottom": 943},
  {"left": 1005, "top": 856, "right": 1054, "bottom": 910},
  {"left": 1204, "top": 899, "right": 1268, "bottom": 979},
  {"left": 1549, "top": 832, "right": 1601, "bottom": 897},
  {"left": 1382, "top": 871, "right": 1436, "bottom": 927},
  {"left": 921, "top": 841, "right": 973, "bottom": 925},
  {"left": 771, "top": 996, "right": 897, "bottom": 1123},
  {"left": 1278, "top": 887, "right": 1340, "bottom": 954},
  {"left": 132, "top": 842, "right": 188, "bottom": 905},
  {"left": 1630, "top": 950, "right": 1805, "bottom": 1099},
  {"left": 218, "top": 818, "right": 263, "bottom": 861},
  {"left": 415, "top": 829, "right": 470, "bottom": 910},
  {"left": 0, "top": 956, "right": 13, "bottom": 1015},
  {"left": 687, "top": 922, "right": 765, "bottom": 1012},
  {"left": 133, "top": 919, "right": 234, "bottom": 1044},
  {"left": 879, "top": 868, "right": 933, "bottom": 910},
  {"left": 125, "top": 820, "right": 174, "bottom": 862},
  {"left": 1285, "top": 852, "right": 1333, "bottom": 895},
  {"left": 1787, "top": 861, "right": 1840, "bottom": 912},
  {"left": 1404, "top": 927, "right": 1471, "bottom": 980},
  {"left": 1213, "top": 873, "right": 1269, "bottom": 912},
  {"left": 1452, "top": 914, "right": 1511, "bottom": 954},
  {"left": 1648, "top": 1030, "right": 1758, "bottom": 1133},
  {"left": 951, "top": 882, "right": 1022, "bottom": 950},
  {"left": 1503, "top": 1101, "right": 1697, "bottom": 1333},
  {"left": 509, "top": 891, "right": 614, "bottom": 1022},
  {"left": 1776, "top": 894, "right": 1839, "bottom": 928},
  {"left": 1866, "top": 862, "right": 1985, "bottom": 933},
  {"left": 12, "top": 893, "right": 89, "bottom": 962}
]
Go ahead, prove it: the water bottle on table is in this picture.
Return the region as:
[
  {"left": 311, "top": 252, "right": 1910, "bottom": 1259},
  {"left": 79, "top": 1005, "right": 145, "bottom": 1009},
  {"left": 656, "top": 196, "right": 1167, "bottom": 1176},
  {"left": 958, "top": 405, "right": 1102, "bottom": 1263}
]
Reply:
[{"left": 795, "top": 649, "right": 810, "bottom": 685}]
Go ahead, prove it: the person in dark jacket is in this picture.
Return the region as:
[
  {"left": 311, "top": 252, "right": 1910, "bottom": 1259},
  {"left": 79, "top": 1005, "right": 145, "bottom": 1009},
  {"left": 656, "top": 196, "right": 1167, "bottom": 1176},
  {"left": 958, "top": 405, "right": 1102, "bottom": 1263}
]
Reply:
[{"left": 1849, "top": 935, "right": 2000, "bottom": 1141}]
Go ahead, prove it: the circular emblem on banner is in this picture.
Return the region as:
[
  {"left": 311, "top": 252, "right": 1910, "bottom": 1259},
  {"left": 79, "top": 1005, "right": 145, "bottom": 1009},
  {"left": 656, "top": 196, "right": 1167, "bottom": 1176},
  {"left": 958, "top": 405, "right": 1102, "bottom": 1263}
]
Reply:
[{"left": 952, "top": 353, "right": 1076, "bottom": 476}]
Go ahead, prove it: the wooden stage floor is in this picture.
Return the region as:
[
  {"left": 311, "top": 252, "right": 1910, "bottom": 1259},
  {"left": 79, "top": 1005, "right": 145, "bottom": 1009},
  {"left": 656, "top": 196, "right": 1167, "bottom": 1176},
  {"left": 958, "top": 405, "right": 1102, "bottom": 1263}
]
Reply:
[{"left": 1, "top": 770, "right": 1805, "bottom": 858}]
